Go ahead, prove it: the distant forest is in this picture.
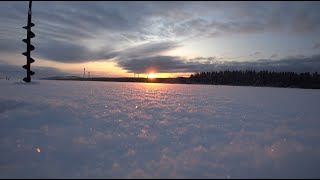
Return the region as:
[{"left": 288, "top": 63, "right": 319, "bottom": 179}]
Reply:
[{"left": 189, "top": 70, "right": 320, "bottom": 89}]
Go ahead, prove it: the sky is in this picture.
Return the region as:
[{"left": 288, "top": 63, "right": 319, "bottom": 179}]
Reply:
[{"left": 0, "top": 1, "right": 320, "bottom": 78}]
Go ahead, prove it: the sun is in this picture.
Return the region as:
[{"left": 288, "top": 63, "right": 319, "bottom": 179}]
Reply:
[{"left": 148, "top": 73, "right": 157, "bottom": 79}]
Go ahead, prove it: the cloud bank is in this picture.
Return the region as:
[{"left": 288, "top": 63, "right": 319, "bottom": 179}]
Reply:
[
  {"left": 0, "top": 1, "right": 320, "bottom": 74},
  {"left": 118, "top": 54, "right": 320, "bottom": 74}
]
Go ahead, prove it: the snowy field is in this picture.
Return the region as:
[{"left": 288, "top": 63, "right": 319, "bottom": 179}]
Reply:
[{"left": 1, "top": 80, "right": 320, "bottom": 178}]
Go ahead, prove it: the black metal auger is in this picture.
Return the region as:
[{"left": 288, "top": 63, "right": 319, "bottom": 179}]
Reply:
[{"left": 22, "top": 1, "right": 35, "bottom": 83}]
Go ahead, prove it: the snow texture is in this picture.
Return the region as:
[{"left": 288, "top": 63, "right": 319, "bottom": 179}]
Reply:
[{"left": 0, "top": 80, "right": 320, "bottom": 178}]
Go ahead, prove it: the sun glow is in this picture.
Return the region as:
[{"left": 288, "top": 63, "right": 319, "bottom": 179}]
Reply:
[{"left": 148, "top": 73, "right": 157, "bottom": 78}]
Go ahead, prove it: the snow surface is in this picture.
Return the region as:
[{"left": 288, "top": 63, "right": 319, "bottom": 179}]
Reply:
[{"left": 0, "top": 80, "right": 320, "bottom": 178}]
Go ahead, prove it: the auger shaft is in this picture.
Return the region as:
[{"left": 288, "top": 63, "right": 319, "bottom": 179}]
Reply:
[{"left": 22, "top": 1, "right": 35, "bottom": 83}]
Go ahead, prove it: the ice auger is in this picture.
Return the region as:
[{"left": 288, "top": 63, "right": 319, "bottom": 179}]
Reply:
[{"left": 22, "top": 1, "right": 35, "bottom": 83}]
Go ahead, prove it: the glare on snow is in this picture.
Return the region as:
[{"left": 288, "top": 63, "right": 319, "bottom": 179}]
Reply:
[{"left": 1, "top": 80, "right": 320, "bottom": 178}]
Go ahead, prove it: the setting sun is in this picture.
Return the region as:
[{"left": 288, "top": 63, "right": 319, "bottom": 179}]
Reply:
[{"left": 148, "top": 73, "right": 157, "bottom": 79}]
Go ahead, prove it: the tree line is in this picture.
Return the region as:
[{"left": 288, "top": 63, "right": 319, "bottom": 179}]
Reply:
[{"left": 189, "top": 70, "right": 320, "bottom": 89}]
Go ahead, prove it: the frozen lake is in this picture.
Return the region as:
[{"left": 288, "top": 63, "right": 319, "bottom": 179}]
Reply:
[{"left": 1, "top": 80, "right": 320, "bottom": 178}]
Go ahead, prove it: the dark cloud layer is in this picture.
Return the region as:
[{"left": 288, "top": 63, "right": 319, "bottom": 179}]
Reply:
[
  {"left": 118, "top": 54, "right": 320, "bottom": 74},
  {"left": 118, "top": 56, "right": 190, "bottom": 74},
  {"left": 35, "top": 40, "right": 180, "bottom": 63},
  {"left": 0, "top": 1, "right": 320, "bottom": 63}
]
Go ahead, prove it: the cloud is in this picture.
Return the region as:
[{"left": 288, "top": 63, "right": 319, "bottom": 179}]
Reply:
[
  {"left": 117, "top": 41, "right": 182, "bottom": 60},
  {"left": 0, "top": 1, "right": 320, "bottom": 64},
  {"left": 270, "top": 54, "right": 278, "bottom": 59},
  {"left": 313, "top": 43, "right": 320, "bottom": 50},
  {"left": 34, "top": 39, "right": 118, "bottom": 63},
  {"left": 118, "top": 54, "right": 320, "bottom": 74},
  {"left": 4, "top": 36, "right": 180, "bottom": 64},
  {"left": 291, "top": 6, "right": 320, "bottom": 33},
  {"left": 118, "top": 56, "right": 189, "bottom": 74},
  {"left": 249, "top": 52, "right": 261, "bottom": 57},
  {"left": 31, "top": 38, "right": 179, "bottom": 63}
]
